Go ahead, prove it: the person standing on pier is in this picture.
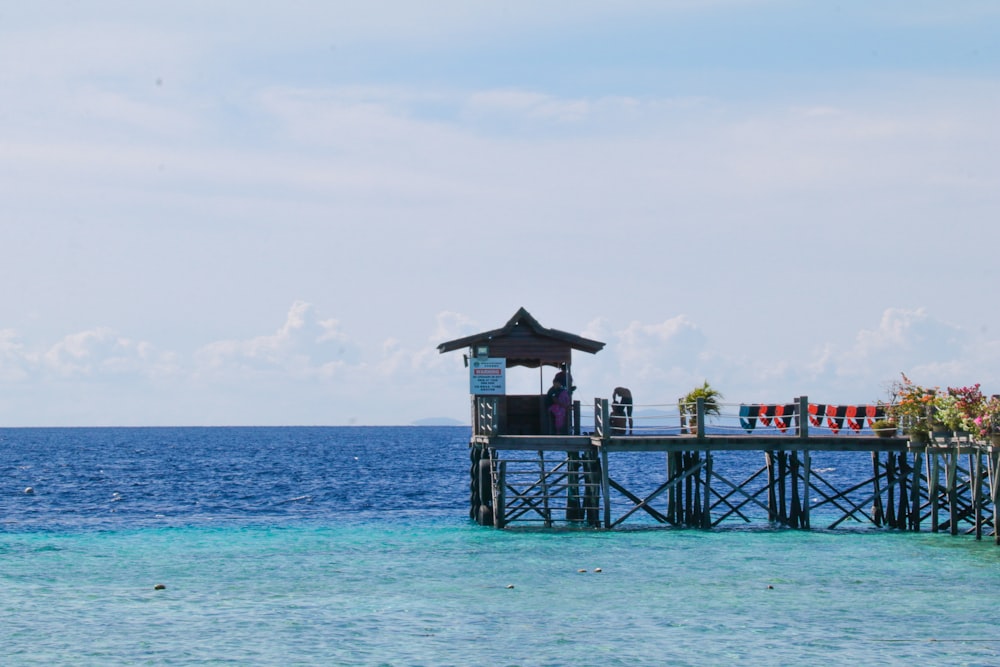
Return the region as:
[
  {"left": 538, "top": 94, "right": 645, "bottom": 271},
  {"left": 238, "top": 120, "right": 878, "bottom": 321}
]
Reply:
[
  {"left": 613, "top": 387, "right": 633, "bottom": 435},
  {"left": 546, "top": 373, "right": 571, "bottom": 434}
]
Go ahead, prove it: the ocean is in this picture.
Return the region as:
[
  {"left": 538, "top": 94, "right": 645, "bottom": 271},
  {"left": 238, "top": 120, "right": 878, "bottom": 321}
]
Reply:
[{"left": 2, "top": 426, "right": 999, "bottom": 666}]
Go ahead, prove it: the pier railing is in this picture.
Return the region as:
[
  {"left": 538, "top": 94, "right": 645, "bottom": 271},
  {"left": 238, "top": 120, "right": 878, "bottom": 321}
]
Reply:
[
  {"left": 473, "top": 390, "right": 1000, "bottom": 445},
  {"left": 594, "top": 395, "right": 909, "bottom": 441}
]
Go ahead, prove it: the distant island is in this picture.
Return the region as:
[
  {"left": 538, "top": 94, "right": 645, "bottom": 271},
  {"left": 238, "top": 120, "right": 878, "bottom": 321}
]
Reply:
[{"left": 411, "top": 417, "right": 468, "bottom": 426}]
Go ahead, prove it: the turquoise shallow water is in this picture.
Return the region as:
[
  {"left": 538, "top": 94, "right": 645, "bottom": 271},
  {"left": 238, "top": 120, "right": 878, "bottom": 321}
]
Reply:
[
  {"left": 3, "top": 426, "right": 1000, "bottom": 665},
  {"left": 3, "top": 525, "right": 1000, "bottom": 666}
]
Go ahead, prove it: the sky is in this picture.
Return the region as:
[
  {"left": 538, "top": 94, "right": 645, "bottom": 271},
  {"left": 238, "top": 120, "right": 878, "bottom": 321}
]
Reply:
[{"left": 1, "top": 1, "right": 999, "bottom": 426}]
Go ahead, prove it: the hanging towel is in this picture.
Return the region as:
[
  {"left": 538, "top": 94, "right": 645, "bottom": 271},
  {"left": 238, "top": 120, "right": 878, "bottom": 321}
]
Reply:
[
  {"left": 808, "top": 403, "right": 826, "bottom": 427},
  {"left": 774, "top": 404, "right": 796, "bottom": 433},
  {"left": 759, "top": 404, "right": 776, "bottom": 428},
  {"left": 845, "top": 405, "right": 864, "bottom": 433},
  {"left": 739, "top": 404, "right": 759, "bottom": 433}
]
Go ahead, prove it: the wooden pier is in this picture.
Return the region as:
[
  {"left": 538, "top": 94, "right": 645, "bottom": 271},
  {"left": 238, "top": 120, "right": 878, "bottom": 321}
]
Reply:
[
  {"left": 440, "top": 308, "right": 1000, "bottom": 541},
  {"left": 469, "top": 395, "right": 1000, "bottom": 541}
]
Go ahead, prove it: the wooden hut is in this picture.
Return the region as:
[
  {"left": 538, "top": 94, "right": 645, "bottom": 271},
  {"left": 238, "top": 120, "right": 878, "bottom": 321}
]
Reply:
[{"left": 437, "top": 307, "right": 605, "bottom": 435}]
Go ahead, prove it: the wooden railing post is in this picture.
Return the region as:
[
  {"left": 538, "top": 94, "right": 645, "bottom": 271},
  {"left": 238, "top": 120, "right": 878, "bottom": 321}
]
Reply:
[
  {"left": 798, "top": 395, "right": 809, "bottom": 438},
  {"left": 696, "top": 397, "right": 705, "bottom": 438}
]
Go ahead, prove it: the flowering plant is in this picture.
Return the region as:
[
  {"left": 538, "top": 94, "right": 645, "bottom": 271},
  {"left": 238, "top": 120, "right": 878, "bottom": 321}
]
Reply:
[
  {"left": 972, "top": 395, "right": 1000, "bottom": 439},
  {"left": 886, "top": 373, "right": 938, "bottom": 437},
  {"left": 935, "top": 384, "right": 986, "bottom": 435},
  {"left": 886, "top": 374, "right": 999, "bottom": 442}
]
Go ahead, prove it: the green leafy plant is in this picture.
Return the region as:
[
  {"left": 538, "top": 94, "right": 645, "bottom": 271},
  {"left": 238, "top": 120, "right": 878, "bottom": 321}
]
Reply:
[
  {"left": 679, "top": 380, "right": 723, "bottom": 430},
  {"left": 871, "top": 418, "right": 897, "bottom": 437}
]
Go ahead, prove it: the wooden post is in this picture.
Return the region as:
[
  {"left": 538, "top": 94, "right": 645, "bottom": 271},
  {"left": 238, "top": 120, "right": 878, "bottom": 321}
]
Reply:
[
  {"left": 584, "top": 450, "right": 600, "bottom": 527},
  {"left": 973, "top": 449, "right": 983, "bottom": 541},
  {"left": 802, "top": 449, "right": 811, "bottom": 529},
  {"left": 670, "top": 451, "right": 682, "bottom": 524},
  {"left": 601, "top": 447, "right": 611, "bottom": 529},
  {"left": 566, "top": 451, "right": 582, "bottom": 522},
  {"left": 929, "top": 450, "right": 940, "bottom": 533},
  {"left": 696, "top": 398, "right": 705, "bottom": 439},
  {"left": 871, "top": 451, "right": 884, "bottom": 527},
  {"left": 766, "top": 451, "right": 777, "bottom": 523},
  {"left": 992, "top": 448, "right": 1000, "bottom": 545},
  {"left": 911, "top": 449, "right": 924, "bottom": 532},
  {"left": 789, "top": 452, "right": 801, "bottom": 528},
  {"left": 702, "top": 452, "right": 713, "bottom": 528},
  {"left": 494, "top": 460, "right": 507, "bottom": 529},
  {"left": 798, "top": 395, "right": 809, "bottom": 439},
  {"left": 885, "top": 452, "right": 896, "bottom": 528},
  {"left": 777, "top": 451, "right": 788, "bottom": 525},
  {"left": 947, "top": 446, "right": 959, "bottom": 536},
  {"left": 898, "top": 452, "right": 909, "bottom": 528},
  {"left": 684, "top": 452, "right": 695, "bottom": 525},
  {"left": 689, "top": 452, "right": 699, "bottom": 526},
  {"left": 537, "top": 450, "right": 552, "bottom": 528}
]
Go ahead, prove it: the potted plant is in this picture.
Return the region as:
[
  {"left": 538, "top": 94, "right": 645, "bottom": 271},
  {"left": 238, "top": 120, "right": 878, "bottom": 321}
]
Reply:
[
  {"left": 679, "top": 380, "right": 723, "bottom": 433},
  {"left": 940, "top": 384, "right": 987, "bottom": 438},
  {"left": 871, "top": 418, "right": 898, "bottom": 438},
  {"left": 886, "top": 373, "right": 937, "bottom": 444},
  {"left": 980, "top": 395, "right": 1000, "bottom": 445}
]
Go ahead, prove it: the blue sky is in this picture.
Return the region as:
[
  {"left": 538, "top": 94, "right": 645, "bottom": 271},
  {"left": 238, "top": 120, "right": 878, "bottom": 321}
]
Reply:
[{"left": 2, "top": 1, "right": 999, "bottom": 425}]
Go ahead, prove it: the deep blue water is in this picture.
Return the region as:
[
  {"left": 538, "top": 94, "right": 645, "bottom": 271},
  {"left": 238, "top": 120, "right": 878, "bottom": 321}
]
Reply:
[
  {"left": 3, "top": 427, "right": 1000, "bottom": 666},
  {"left": 2, "top": 426, "right": 468, "bottom": 531}
]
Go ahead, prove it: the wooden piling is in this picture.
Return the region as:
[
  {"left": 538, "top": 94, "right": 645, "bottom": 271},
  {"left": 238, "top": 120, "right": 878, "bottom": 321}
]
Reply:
[
  {"left": 929, "top": 452, "right": 940, "bottom": 533},
  {"left": 766, "top": 451, "right": 777, "bottom": 523},
  {"left": 601, "top": 447, "right": 611, "bottom": 529},
  {"left": 702, "top": 452, "right": 713, "bottom": 529},
  {"left": 992, "top": 448, "right": 1000, "bottom": 545},
  {"left": 871, "top": 451, "right": 885, "bottom": 527},
  {"left": 948, "top": 447, "right": 959, "bottom": 536},
  {"left": 790, "top": 453, "right": 801, "bottom": 529},
  {"left": 973, "top": 449, "right": 983, "bottom": 540},
  {"left": 911, "top": 449, "right": 923, "bottom": 531},
  {"left": 494, "top": 460, "right": 507, "bottom": 529},
  {"left": 777, "top": 451, "right": 788, "bottom": 525},
  {"left": 800, "top": 448, "right": 812, "bottom": 529}
]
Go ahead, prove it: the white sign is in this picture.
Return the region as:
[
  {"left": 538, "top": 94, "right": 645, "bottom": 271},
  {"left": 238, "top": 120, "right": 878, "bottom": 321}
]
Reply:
[{"left": 470, "top": 357, "right": 506, "bottom": 395}]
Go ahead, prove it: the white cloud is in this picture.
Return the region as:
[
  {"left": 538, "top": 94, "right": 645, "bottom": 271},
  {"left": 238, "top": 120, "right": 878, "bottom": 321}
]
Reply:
[
  {"left": 194, "top": 301, "right": 362, "bottom": 380},
  {"left": 0, "top": 329, "right": 30, "bottom": 382},
  {"left": 0, "top": 327, "right": 178, "bottom": 381},
  {"left": 615, "top": 317, "right": 708, "bottom": 379},
  {"left": 430, "top": 311, "right": 478, "bottom": 346},
  {"left": 2, "top": 303, "right": 1000, "bottom": 426}
]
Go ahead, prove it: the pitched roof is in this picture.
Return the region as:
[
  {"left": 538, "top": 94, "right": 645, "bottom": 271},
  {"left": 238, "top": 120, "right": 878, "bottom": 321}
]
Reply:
[{"left": 437, "top": 307, "right": 605, "bottom": 359}]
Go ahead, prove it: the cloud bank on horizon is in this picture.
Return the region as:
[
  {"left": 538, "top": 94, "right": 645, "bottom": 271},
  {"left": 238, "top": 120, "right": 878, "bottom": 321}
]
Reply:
[{"left": 1, "top": 2, "right": 999, "bottom": 425}]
